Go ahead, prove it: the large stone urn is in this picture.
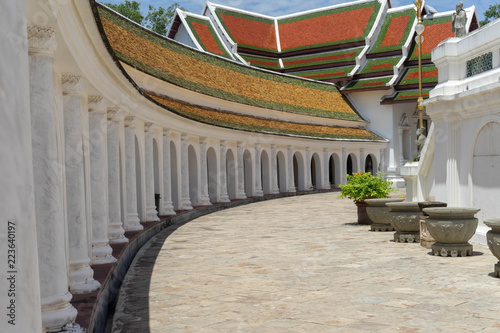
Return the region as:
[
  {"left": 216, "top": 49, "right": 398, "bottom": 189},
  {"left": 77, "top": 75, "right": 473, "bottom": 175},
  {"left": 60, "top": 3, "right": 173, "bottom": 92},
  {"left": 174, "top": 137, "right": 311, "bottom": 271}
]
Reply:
[
  {"left": 355, "top": 200, "right": 374, "bottom": 225},
  {"left": 387, "top": 202, "right": 421, "bottom": 243},
  {"left": 423, "top": 207, "right": 479, "bottom": 257},
  {"left": 365, "top": 198, "right": 404, "bottom": 231},
  {"left": 418, "top": 201, "right": 447, "bottom": 248},
  {"left": 484, "top": 219, "right": 500, "bottom": 276}
]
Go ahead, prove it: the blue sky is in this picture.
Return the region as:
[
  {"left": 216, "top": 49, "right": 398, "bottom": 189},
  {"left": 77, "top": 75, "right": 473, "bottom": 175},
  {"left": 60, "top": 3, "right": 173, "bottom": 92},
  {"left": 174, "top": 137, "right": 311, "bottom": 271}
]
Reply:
[{"left": 102, "top": 0, "right": 495, "bottom": 23}]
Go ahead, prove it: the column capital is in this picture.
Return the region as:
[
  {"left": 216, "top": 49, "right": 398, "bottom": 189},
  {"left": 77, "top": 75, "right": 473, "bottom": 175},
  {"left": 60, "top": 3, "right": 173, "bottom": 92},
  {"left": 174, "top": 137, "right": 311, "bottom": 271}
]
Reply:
[
  {"left": 124, "top": 115, "right": 138, "bottom": 128},
  {"left": 271, "top": 144, "right": 276, "bottom": 150},
  {"left": 181, "top": 133, "right": 189, "bottom": 142},
  {"left": 287, "top": 145, "right": 293, "bottom": 151},
  {"left": 107, "top": 107, "right": 123, "bottom": 121},
  {"left": 144, "top": 122, "right": 155, "bottom": 133},
  {"left": 200, "top": 137, "right": 208, "bottom": 145},
  {"left": 360, "top": 148, "right": 365, "bottom": 152},
  {"left": 88, "top": 95, "right": 106, "bottom": 113},
  {"left": 306, "top": 147, "right": 311, "bottom": 152},
  {"left": 323, "top": 147, "right": 328, "bottom": 153},
  {"left": 163, "top": 129, "right": 172, "bottom": 137},
  {"left": 220, "top": 140, "right": 227, "bottom": 148},
  {"left": 28, "top": 25, "right": 57, "bottom": 56},
  {"left": 62, "top": 74, "right": 84, "bottom": 95},
  {"left": 255, "top": 143, "right": 261, "bottom": 150}
]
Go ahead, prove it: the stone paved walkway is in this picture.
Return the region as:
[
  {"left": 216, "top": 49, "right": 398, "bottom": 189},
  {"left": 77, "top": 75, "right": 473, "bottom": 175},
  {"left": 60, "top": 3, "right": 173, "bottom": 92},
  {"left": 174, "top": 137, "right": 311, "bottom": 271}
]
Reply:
[{"left": 111, "top": 192, "right": 500, "bottom": 332}]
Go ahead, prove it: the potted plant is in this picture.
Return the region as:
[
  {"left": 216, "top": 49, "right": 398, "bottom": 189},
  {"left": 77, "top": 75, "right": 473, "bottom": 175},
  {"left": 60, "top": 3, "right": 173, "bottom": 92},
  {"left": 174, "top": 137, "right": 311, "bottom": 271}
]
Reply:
[{"left": 339, "top": 172, "right": 395, "bottom": 225}]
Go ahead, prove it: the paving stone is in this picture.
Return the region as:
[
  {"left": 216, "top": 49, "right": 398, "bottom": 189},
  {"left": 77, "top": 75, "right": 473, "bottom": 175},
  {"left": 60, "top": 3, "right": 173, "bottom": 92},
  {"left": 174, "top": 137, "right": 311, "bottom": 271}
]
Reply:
[{"left": 111, "top": 192, "right": 500, "bottom": 332}]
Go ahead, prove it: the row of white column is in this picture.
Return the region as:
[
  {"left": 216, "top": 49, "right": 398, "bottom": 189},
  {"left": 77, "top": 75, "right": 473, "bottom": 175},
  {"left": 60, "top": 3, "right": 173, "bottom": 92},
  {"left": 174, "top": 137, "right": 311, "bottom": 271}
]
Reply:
[{"left": 27, "top": 24, "right": 386, "bottom": 332}]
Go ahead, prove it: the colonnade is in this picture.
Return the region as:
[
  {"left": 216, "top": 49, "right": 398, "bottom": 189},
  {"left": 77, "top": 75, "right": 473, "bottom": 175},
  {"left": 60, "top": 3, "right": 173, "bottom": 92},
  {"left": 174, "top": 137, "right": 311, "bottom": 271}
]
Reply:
[{"left": 18, "top": 24, "right": 386, "bottom": 332}]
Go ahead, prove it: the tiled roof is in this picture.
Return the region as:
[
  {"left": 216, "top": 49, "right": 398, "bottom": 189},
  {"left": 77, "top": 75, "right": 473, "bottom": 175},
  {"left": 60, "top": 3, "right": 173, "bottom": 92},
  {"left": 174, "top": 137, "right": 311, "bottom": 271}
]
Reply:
[
  {"left": 97, "top": 5, "right": 362, "bottom": 121},
  {"left": 184, "top": 15, "right": 232, "bottom": 58},
  {"left": 289, "top": 65, "right": 356, "bottom": 81},
  {"left": 380, "top": 89, "right": 430, "bottom": 104},
  {"left": 368, "top": 7, "right": 416, "bottom": 55},
  {"left": 240, "top": 54, "right": 282, "bottom": 70},
  {"left": 407, "top": 14, "right": 454, "bottom": 62},
  {"left": 146, "top": 92, "right": 383, "bottom": 141},
  {"left": 397, "top": 65, "right": 438, "bottom": 87},
  {"left": 341, "top": 76, "right": 393, "bottom": 92},
  {"left": 277, "top": 1, "right": 381, "bottom": 53},
  {"left": 359, "top": 56, "right": 400, "bottom": 75},
  {"left": 214, "top": 8, "right": 278, "bottom": 53},
  {"left": 282, "top": 48, "right": 363, "bottom": 71}
]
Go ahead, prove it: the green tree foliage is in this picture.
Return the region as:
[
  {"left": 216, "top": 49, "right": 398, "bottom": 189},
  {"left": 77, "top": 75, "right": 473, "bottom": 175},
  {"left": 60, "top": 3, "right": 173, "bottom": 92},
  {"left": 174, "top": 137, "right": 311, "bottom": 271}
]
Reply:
[
  {"left": 104, "top": 1, "right": 184, "bottom": 35},
  {"left": 105, "top": 1, "right": 144, "bottom": 24},
  {"left": 480, "top": 3, "right": 500, "bottom": 26},
  {"left": 145, "top": 3, "right": 185, "bottom": 35}
]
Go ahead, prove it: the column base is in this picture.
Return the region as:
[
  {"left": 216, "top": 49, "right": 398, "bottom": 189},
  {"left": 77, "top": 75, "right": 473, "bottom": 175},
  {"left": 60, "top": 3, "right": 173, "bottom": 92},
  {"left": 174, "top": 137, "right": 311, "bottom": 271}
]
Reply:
[
  {"left": 271, "top": 187, "right": 280, "bottom": 194},
  {"left": 41, "top": 292, "right": 78, "bottom": 333},
  {"left": 287, "top": 187, "right": 297, "bottom": 193},
  {"left": 180, "top": 198, "right": 193, "bottom": 210},
  {"left": 68, "top": 259, "right": 101, "bottom": 294},
  {"left": 199, "top": 195, "right": 212, "bottom": 206},
  {"left": 162, "top": 201, "right": 176, "bottom": 215},
  {"left": 254, "top": 189, "right": 264, "bottom": 197},
  {"left": 237, "top": 190, "right": 247, "bottom": 199},
  {"left": 493, "top": 262, "right": 500, "bottom": 278},
  {"left": 92, "top": 241, "right": 117, "bottom": 265},
  {"left": 146, "top": 207, "right": 160, "bottom": 222},
  {"left": 431, "top": 243, "right": 473, "bottom": 257},
  {"left": 371, "top": 224, "right": 394, "bottom": 232},
  {"left": 108, "top": 222, "right": 128, "bottom": 243},
  {"left": 125, "top": 214, "right": 143, "bottom": 231},
  {"left": 219, "top": 193, "right": 230, "bottom": 203}
]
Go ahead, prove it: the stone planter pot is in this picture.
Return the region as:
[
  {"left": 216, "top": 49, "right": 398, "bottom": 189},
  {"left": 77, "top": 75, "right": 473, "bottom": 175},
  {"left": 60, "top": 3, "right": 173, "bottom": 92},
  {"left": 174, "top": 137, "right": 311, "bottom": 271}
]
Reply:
[
  {"left": 386, "top": 202, "right": 421, "bottom": 243},
  {"left": 355, "top": 200, "right": 374, "bottom": 225},
  {"left": 484, "top": 219, "right": 500, "bottom": 276},
  {"left": 423, "top": 207, "right": 480, "bottom": 257},
  {"left": 418, "top": 201, "right": 447, "bottom": 249},
  {"left": 365, "top": 198, "right": 404, "bottom": 231}
]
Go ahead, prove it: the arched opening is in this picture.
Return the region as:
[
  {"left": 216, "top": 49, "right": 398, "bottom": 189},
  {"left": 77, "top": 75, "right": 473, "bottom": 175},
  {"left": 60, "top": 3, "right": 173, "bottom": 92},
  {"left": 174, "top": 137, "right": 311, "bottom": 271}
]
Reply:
[
  {"left": 226, "top": 149, "right": 237, "bottom": 200},
  {"left": 473, "top": 122, "right": 500, "bottom": 224},
  {"left": 347, "top": 153, "right": 358, "bottom": 175},
  {"left": 261, "top": 150, "right": 271, "bottom": 195},
  {"left": 311, "top": 153, "right": 321, "bottom": 189},
  {"left": 188, "top": 145, "right": 198, "bottom": 206},
  {"left": 277, "top": 151, "right": 287, "bottom": 193},
  {"left": 365, "top": 154, "right": 377, "bottom": 175},
  {"left": 135, "top": 136, "right": 144, "bottom": 220},
  {"left": 170, "top": 141, "right": 179, "bottom": 210},
  {"left": 293, "top": 152, "right": 305, "bottom": 191},
  {"left": 329, "top": 153, "right": 341, "bottom": 188},
  {"left": 243, "top": 150, "right": 253, "bottom": 197},
  {"left": 153, "top": 138, "right": 160, "bottom": 215},
  {"left": 207, "top": 147, "right": 218, "bottom": 203}
]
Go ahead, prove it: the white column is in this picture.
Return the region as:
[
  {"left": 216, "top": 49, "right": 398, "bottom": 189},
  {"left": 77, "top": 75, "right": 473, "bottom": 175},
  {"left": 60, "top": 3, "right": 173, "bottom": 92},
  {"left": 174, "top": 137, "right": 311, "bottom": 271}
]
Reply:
[
  {"left": 323, "top": 148, "right": 330, "bottom": 189},
  {"left": 306, "top": 147, "right": 313, "bottom": 190},
  {"left": 341, "top": 148, "right": 347, "bottom": 185},
  {"left": 161, "top": 129, "right": 176, "bottom": 215},
  {"left": 28, "top": 26, "right": 78, "bottom": 332},
  {"left": 398, "top": 128, "right": 404, "bottom": 170},
  {"left": 144, "top": 123, "right": 160, "bottom": 222},
  {"left": 270, "top": 144, "right": 280, "bottom": 194},
  {"left": 106, "top": 108, "right": 128, "bottom": 243},
  {"left": 124, "top": 116, "right": 143, "bottom": 230},
  {"left": 199, "top": 137, "right": 212, "bottom": 206},
  {"left": 237, "top": 142, "right": 247, "bottom": 199},
  {"left": 219, "top": 140, "right": 230, "bottom": 202},
  {"left": 360, "top": 148, "right": 365, "bottom": 172},
  {"left": 447, "top": 121, "right": 460, "bottom": 205},
  {"left": 62, "top": 74, "right": 101, "bottom": 294},
  {"left": 180, "top": 134, "right": 193, "bottom": 210},
  {"left": 380, "top": 148, "right": 386, "bottom": 174},
  {"left": 88, "top": 96, "right": 116, "bottom": 264},
  {"left": 254, "top": 144, "right": 264, "bottom": 196},
  {"left": 287, "top": 145, "right": 296, "bottom": 192},
  {"left": 2, "top": 14, "right": 42, "bottom": 332}
]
